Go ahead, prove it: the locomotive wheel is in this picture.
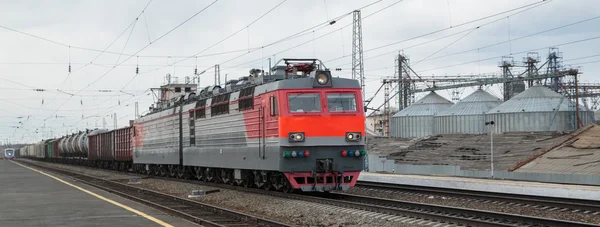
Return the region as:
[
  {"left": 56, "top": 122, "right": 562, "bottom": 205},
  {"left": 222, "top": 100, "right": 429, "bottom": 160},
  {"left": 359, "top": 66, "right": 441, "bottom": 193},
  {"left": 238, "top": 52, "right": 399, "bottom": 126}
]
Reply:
[
  {"left": 159, "top": 166, "right": 167, "bottom": 177},
  {"left": 168, "top": 165, "right": 176, "bottom": 178},
  {"left": 242, "top": 174, "right": 252, "bottom": 188},
  {"left": 281, "top": 182, "right": 292, "bottom": 193},
  {"left": 176, "top": 167, "right": 186, "bottom": 179},
  {"left": 204, "top": 168, "right": 214, "bottom": 182},
  {"left": 153, "top": 165, "right": 160, "bottom": 176},
  {"left": 194, "top": 167, "right": 203, "bottom": 181}
]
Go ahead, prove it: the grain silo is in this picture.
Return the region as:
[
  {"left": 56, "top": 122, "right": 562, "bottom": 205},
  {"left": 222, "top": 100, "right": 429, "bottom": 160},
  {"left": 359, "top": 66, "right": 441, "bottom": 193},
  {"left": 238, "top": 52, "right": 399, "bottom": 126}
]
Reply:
[
  {"left": 485, "top": 85, "right": 595, "bottom": 133},
  {"left": 434, "top": 89, "right": 503, "bottom": 134},
  {"left": 390, "top": 91, "right": 453, "bottom": 138}
]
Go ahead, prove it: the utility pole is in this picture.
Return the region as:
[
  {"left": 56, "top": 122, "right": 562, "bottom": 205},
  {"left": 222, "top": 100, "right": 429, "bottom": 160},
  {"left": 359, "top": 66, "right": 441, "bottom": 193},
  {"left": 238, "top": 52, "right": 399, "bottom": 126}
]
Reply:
[{"left": 485, "top": 120, "right": 495, "bottom": 178}]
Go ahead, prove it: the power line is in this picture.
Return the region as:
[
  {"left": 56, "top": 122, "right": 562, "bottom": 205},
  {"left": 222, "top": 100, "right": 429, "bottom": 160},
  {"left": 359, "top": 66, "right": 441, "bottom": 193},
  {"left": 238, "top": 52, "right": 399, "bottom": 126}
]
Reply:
[
  {"left": 567, "top": 59, "right": 600, "bottom": 66},
  {"left": 79, "top": 0, "right": 219, "bottom": 94},
  {"left": 416, "top": 35, "right": 600, "bottom": 73},
  {"left": 220, "top": 0, "right": 402, "bottom": 72},
  {"left": 564, "top": 54, "right": 600, "bottom": 62},
  {"left": 327, "top": 0, "right": 551, "bottom": 66},
  {"left": 415, "top": 15, "right": 600, "bottom": 64},
  {"left": 46, "top": 0, "right": 219, "bottom": 123},
  {"left": 34, "top": 0, "right": 156, "bottom": 135},
  {"left": 117, "top": 0, "right": 287, "bottom": 91}
]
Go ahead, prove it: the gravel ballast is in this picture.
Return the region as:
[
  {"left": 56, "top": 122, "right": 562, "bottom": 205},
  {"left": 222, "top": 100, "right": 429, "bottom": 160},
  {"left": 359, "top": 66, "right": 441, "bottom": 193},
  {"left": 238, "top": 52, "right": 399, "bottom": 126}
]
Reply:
[
  {"left": 17, "top": 159, "right": 424, "bottom": 227},
  {"left": 346, "top": 186, "right": 600, "bottom": 224}
]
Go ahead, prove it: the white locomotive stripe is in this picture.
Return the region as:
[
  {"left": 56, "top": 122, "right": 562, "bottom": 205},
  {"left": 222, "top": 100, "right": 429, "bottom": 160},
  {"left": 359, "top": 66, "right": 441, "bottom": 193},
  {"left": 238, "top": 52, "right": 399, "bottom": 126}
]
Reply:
[{"left": 12, "top": 161, "right": 175, "bottom": 227}]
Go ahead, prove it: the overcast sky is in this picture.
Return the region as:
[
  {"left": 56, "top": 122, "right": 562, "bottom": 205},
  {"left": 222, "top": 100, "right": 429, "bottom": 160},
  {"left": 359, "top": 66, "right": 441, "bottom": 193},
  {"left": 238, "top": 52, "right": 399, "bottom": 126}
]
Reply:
[{"left": 0, "top": 0, "right": 598, "bottom": 143}]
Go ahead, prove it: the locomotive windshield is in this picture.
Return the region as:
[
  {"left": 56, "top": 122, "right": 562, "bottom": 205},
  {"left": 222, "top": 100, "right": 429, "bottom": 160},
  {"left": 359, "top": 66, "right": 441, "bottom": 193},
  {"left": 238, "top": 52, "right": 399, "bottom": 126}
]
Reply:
[
  {"left": 327, "top": 93, "right": 357, "bottom": 112},
  {"left": 288, "top": 93, "right": 321, "bottom": 112}
]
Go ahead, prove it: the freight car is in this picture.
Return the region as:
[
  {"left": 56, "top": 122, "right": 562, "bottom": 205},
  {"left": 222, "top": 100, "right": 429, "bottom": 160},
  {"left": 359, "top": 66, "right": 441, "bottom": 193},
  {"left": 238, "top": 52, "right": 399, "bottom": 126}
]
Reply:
[{"left": 21, "top": 58, "right": 367, "bottom": 193}]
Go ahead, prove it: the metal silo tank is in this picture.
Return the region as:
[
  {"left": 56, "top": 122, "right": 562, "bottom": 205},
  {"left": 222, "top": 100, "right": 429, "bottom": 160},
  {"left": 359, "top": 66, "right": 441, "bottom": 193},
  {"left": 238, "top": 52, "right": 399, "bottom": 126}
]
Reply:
[
  {"left": 434, "top": 89, "right": 502, "bottom": 134},
  {"left": 390, "top": 91, "right": 453, "bottom": 138},
  {"left": 485, "top": 85, "right": 595, "bottom": 133}
]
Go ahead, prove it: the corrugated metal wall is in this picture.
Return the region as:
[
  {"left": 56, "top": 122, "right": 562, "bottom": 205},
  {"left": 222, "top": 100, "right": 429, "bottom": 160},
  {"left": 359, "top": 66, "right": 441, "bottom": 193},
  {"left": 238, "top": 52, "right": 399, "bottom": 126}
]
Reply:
[
  {"left": 485, "top": 111, "right": 596, "bottom": 133},
  {"left": 391, "top": 116, "right": 434, "bottom": 138},
  {"left": 434, "top": 115, "right": 488, "bottom": 134}
]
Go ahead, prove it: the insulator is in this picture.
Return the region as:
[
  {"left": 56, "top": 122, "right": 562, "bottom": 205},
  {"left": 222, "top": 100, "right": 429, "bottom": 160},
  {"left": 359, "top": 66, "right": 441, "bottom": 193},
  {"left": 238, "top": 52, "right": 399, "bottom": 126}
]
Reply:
[
  {"left": 68, "top": 65, "right": 71, "bottom": 72},
  {"left": 194, "top": 68, "right": 198, "bottom": 75},
  {"left": 136, "top": 67, "right": 139, "bottom": 74}
]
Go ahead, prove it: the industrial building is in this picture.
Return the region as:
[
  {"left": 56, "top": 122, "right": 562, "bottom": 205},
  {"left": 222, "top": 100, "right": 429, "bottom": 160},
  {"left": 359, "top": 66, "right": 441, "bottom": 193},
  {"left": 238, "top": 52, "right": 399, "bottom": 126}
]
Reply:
[
  {"left": 486, "top": 85, "right": 595, "bottom": 134},
  {"left": 390, "top": 91, "right": 453, "bottom": 138},
  {"left": 388, "top": 85, "right": 596, "bottom": 138},
  {"left": 434, "top": 89, "right": 503, "bottom": 135}
]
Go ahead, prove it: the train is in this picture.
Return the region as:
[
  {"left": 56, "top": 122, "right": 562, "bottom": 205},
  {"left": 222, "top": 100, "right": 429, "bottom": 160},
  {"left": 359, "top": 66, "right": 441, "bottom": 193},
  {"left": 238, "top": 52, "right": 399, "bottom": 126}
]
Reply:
[
  {"left": 3, "top": 148, "right": 15, "bottom": 160},
  {"left": 19, "top": 59, "right": 367, "bottom": 192}
]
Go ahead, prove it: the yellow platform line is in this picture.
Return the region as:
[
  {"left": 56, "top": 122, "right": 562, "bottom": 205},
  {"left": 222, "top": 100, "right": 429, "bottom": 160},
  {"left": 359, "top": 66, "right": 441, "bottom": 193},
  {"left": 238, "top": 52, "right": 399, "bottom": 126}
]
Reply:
[{"left": 12, "top": 161, "right": 174, "bottom": 227}]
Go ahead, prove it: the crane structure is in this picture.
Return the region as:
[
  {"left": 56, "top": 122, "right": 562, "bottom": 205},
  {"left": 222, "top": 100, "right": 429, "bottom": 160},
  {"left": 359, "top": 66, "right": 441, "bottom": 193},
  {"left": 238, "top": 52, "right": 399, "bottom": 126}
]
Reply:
[{"left": 365, "top": 48, "right": 600, "bottom": 137}]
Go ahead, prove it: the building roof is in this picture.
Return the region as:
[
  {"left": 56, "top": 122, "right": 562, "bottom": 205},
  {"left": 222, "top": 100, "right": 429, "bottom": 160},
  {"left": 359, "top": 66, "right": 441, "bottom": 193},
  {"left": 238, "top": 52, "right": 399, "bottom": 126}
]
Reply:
[
  {"left": 392, "top": 91, "right": 453, "bottom": 117},
  {"left": 487, "top": 85, "right": 590, "bottom": 114},
  {"left": 437, "top": 89, "right": 502, "bottom": 116},
  {"left": 514, "top": 124, "right": 600, "bottom": 176}
]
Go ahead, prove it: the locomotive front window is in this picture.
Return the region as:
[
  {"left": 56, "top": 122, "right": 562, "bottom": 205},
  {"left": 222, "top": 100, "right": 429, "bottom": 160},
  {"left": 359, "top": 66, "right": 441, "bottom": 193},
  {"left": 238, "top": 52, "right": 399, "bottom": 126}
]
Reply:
[
  {"left": 288, "top": 93, "right": 321, "bottom": 112},
  {"left": 327, "top": 93, "right": 357, "bottom": 112}
]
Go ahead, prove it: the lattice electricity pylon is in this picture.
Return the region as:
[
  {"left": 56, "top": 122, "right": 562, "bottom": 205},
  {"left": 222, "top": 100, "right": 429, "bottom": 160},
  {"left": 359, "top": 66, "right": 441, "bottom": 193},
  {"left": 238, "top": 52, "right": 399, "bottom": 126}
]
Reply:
[{"left": 352, "top": 10, "right": 365, "bottom": 103}]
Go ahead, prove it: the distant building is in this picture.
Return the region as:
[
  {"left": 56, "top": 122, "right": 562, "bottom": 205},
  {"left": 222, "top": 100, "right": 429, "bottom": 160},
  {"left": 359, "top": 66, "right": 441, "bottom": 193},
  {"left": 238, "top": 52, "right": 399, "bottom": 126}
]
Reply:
[{"left": 366, "top": 110, "right": 397, "bottom": 137}]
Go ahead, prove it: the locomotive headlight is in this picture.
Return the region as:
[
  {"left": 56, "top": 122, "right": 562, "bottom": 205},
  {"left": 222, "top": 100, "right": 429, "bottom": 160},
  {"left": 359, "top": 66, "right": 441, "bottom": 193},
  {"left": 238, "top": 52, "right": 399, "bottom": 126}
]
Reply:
[
  {"left": 316, "top": 73, "right": 328, "bottom": 85},
  {"left": 345, "top": 132, "right": 361, "bottom": 142},
  {"left": 288, "top": 132, "right": 305, "bottom": 142}
]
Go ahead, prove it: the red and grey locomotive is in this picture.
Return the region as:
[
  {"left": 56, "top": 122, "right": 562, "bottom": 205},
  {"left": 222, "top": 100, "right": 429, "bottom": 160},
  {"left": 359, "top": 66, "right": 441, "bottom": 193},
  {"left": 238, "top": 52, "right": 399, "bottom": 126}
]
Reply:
[{"left": 21, "top": 58, "right": 367, "bottom": 192}]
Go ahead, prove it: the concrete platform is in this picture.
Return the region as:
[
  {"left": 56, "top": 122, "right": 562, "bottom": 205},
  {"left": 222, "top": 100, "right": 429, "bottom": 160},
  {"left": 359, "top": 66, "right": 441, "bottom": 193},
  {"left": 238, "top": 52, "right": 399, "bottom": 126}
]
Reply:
[
  {"left": 359, "top": 172, "right": 600, "bottom": 201},
  {"left": 0, "top": 160, "right": 198, "bottom": 227}
]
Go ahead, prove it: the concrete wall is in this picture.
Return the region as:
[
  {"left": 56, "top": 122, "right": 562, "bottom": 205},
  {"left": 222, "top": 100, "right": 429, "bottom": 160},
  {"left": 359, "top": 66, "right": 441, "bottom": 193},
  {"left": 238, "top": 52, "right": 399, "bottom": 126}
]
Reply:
[{"left": 366, "top": 154, "right": 600, "bottom": 186}]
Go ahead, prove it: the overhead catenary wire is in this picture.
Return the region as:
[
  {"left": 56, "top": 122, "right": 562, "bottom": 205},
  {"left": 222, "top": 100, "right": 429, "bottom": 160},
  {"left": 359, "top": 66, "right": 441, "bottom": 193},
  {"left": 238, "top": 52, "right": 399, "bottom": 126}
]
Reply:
[
  {"left": 220, "top": 0, "right": 404, "bottom": 72},
  {"left": 327, "top": 0, "right": 552, "bottom": 67},
  {"left": 338, "top": 9, "right": 597, "bottom": 72},
  {"left": 117, "top": 0, "right": 289, "bottom": 91},
  {"left": 46, "top": 0, "right": 220, "bottom": 126},
  {"left": 81, "top": 0, "right": 392, "bottom": 133}
]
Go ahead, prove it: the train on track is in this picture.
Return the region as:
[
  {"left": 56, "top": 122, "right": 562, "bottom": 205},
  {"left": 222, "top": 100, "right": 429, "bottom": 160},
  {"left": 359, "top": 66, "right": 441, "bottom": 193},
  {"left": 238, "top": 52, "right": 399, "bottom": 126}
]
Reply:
[
  {"left": 19, "top": 59, "right": 367, "bottom": 192},
  {"left": 2, "top": 148, "right": 15, "bottom": 160}
]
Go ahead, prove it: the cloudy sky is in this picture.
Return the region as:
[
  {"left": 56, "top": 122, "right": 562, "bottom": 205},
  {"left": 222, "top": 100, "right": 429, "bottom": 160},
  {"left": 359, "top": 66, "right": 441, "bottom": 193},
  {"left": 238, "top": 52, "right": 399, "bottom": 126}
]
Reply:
[{"left": 0, "top": 0, "right": 598, "bottom": 143}]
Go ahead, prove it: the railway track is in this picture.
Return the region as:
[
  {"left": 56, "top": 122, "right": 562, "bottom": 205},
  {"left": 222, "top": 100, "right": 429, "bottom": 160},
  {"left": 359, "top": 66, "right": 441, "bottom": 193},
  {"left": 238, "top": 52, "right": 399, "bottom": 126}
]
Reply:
[
  {"left": 21, "top": 159, "right": 600, "bottom": 226},
  {"left": 16, "top": 160, "right": 290, "bottom": 227},
  {"left": 355, "top": 181, "right": 600, "bottom": 215},
  {"left": 319, "top": 192, "right": 599, "bottom": 227}
]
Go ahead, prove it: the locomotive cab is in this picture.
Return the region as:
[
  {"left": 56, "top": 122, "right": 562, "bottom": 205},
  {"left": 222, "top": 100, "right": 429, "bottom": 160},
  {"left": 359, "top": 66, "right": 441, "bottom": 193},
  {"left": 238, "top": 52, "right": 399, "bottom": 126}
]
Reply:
[{"left": 270, "top": 59, "right": 366, "bottom": 192}]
